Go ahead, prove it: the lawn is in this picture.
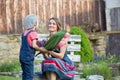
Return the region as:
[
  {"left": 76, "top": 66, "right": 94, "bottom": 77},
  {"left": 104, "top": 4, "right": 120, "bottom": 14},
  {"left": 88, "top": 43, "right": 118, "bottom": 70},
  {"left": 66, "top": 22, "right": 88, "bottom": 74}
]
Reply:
[{"left": 0, "top": 75, "right": 21, "bottom": 80}]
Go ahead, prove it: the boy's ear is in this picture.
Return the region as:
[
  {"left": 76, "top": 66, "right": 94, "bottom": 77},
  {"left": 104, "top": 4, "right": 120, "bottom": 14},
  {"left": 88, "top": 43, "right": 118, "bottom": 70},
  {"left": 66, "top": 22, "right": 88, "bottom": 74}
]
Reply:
[{"left": 34, "top": 22, "right": 37, "bottom": 26}]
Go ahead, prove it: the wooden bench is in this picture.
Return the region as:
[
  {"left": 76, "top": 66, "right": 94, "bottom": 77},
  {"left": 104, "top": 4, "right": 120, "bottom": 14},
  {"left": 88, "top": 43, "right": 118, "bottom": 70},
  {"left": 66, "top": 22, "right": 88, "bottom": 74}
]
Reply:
[{"left": 33, "top": 34, "right": 81, "bottom": 80}]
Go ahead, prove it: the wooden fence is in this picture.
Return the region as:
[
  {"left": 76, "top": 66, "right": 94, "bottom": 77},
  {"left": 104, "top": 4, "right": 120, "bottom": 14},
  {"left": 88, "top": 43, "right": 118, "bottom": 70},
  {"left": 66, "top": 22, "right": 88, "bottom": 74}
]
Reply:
[{"left": 0, "top": 0, "right": 106, "bottom": 34}]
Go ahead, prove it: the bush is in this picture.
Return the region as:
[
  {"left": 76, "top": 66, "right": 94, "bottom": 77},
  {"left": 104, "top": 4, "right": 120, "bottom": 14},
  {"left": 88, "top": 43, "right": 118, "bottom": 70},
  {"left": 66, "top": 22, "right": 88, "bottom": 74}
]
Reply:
[
  {"left": 69, "top": 26, "right": 93, "bottom": 63},
  {"left": 0, "top": 75, "right": 21, "bottom": 80},
  {"left": 0, "top": 61, "right": 21, "bottom": 72},
  {"left": 81, "top": 63, "right": 113, "bottom": 80}
]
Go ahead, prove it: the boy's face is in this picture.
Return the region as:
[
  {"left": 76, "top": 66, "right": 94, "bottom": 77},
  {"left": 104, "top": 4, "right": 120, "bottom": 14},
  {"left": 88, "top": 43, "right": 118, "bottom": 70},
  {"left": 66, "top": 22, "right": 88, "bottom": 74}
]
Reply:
[{"left": 34, "top": 21, "right": 39, "bottom": 30}]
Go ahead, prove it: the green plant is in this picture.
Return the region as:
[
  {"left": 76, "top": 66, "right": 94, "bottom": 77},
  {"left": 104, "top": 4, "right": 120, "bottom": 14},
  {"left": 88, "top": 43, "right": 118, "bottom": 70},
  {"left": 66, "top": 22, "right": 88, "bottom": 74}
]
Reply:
[
  {"left": 106, "top": 55, "right": 120, "bottom": 63},
  {"left": 0, "top": 75, "right": 21, "bottom": 80},
  {"left": 93, "top": 54, "right": 120, "bottom": 64},
  {"left": 81, "top": 63, "right": 113, "bottom": 80},
  {"left": 69, "top": 26, "right": 93, "bottom": 63},
  {"left": 0, "top": 61, "right": 21, "bottom": 72}
]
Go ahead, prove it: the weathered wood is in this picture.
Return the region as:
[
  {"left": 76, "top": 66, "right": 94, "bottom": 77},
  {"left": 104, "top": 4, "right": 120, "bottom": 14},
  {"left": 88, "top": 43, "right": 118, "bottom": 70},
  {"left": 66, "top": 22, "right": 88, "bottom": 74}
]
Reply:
[
  {"left": 38, "top": 34, "right": 81, "bottom": 41},
  {"left": 6, "top": 0, "right": 12, "bottom": 33},
  {"left": 38, "top": 34, "right": 49, "bottom": 40},
  {"left": 67, "top": 44, "right": 81, "bottom": 51},
  {"left": 106, "top": 30, "right": 120, "bottom": 34},
  {"left": 14, "top": 0, "right": 18, "bottom": 33},
  {"left": 69, "top": 35, "right": 81, "bottom": 41},
  {"left": 68, "top": 54, "right": 81, "bottom": 62},
  {"left": 110, "top": 7, "right": 120, "bottom": 30},
  {"left": 0, "top": 0, "right": 105, "bottom": 34}
]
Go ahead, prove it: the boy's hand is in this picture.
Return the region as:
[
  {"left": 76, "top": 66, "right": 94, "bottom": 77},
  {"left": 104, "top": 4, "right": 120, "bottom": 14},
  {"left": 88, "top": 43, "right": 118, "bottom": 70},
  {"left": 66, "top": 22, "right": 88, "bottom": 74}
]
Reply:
[{"left": 40, "top": 47, "right": 48, "bottom": 53}]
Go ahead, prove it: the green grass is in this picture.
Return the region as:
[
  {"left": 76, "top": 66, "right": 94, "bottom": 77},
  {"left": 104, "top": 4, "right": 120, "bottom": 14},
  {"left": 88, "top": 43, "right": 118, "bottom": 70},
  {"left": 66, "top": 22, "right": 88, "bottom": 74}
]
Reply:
[
  {"left": 0, "top": 61, "right": 21, "bottom": 72},
  {"left": 0, "top": 75, "right": 21, "bottom": 80}
]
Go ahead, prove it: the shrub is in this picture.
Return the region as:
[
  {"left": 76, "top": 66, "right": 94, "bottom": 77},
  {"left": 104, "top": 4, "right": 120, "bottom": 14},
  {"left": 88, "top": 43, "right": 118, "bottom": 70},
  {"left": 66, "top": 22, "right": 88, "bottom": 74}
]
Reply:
[
  {"left": 81, "top": 63, "right": 113, "bottom": 80},
  {"left": 93, "top": 54, "right": 120, "bottom": 64},
  {"left": 0, "top": 61, "right": 21, "bottom": 72},
  {"left": 69, "top": 26, "right": 93, "bottom": 63},
  {"left": 0, "top": 75, "right": 21, "bottom": 80}
]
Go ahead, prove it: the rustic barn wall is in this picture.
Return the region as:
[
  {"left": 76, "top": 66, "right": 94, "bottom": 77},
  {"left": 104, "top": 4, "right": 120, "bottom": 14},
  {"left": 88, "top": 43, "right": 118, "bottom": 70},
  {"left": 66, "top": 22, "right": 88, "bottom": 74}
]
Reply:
[
  {"left": 110, "top": 8, "right": 120, "bottom": 30},
  {"left": 106, "top": 7, "right": 120, "bottom": 56},
  {"left": 0, "top": 0, "right": 105, "bottom": 34},
  {"left": 105, "top": 0, "right": 120, "bottom": 56},
  {"left": 106, "top": 34, "right": 120, "bottom": 56}
]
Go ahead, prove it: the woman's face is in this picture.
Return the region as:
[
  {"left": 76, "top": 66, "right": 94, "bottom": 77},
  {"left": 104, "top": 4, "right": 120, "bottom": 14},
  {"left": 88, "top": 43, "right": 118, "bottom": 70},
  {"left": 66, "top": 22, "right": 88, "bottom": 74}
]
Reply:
[{"left": 48, "top": 19, "right": 57, "bottom": 32}]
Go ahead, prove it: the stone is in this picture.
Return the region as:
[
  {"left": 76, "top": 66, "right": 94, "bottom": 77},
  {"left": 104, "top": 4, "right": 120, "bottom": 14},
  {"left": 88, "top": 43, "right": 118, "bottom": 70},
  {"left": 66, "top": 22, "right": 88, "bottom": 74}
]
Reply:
[{"left": 86, "top": 75, "right": 104, "bottom": 80}]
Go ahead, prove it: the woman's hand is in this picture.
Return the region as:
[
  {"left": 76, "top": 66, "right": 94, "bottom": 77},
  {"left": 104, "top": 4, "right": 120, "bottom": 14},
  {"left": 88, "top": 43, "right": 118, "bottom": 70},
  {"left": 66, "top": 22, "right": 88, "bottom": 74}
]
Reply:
[
  {"left": 48, "top": 38, "right": 68, "bottom": 59},
  {"left": 43, "top": 53, "right": 50, "bottom": 59},
  {"left": 48, "top": 51, "right": 53, "bottom": 55}
]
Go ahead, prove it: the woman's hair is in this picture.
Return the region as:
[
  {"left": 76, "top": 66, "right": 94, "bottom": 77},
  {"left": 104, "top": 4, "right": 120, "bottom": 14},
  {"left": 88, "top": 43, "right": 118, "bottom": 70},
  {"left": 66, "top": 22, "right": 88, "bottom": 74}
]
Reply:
[{"left": 49, "top": 17, "right": 62, "bottom": 31}]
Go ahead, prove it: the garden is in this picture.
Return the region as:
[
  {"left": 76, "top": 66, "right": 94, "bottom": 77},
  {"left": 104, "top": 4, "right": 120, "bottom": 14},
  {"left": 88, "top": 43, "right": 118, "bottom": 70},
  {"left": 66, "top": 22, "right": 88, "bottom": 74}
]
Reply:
[
  {"left": 70, "top": 26, "right": 120, "bottom": 80},
  {"left": 0, "top": 27, "right": 120, "bottom": 80}
]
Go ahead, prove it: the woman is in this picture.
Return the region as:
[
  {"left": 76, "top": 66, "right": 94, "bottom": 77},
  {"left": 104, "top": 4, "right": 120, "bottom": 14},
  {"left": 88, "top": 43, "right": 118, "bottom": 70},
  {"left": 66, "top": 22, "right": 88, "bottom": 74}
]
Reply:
[{"left": 41, "top": 17, "right": 76, "bottom": 80}]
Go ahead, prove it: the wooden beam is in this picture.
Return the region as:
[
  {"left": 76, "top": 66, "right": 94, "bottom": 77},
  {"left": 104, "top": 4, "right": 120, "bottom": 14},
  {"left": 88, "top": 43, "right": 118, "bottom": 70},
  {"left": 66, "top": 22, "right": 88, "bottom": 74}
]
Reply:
[{"left": 106, "top": 30, "right": 120, "bottom": 34}]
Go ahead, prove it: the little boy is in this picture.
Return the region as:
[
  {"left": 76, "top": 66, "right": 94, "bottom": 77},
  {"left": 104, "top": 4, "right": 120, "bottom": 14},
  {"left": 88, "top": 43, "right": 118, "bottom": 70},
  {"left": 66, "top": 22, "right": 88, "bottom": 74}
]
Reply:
[{"left": 19, "top": 14, "right": 47, "bottom": 80}]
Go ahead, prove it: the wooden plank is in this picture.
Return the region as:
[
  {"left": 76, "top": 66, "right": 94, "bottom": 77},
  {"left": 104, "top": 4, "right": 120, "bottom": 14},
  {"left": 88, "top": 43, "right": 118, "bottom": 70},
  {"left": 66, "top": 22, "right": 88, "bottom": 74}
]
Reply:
[
  {"left": 0, "top": 1, "right": 2, "bottom": 33},
  {"left": 38, "top": 34, "right": 49, "bottom": 40},
  {"left": 21, "top": 0, "right": 26, "bottom": 31},
  {"left": 38, "top": 34, "right": 81, "bottom": 42},
  {"left": 14, "top": 0, "right": 18, "bottom": 33},
  {"left": 67, "top": 44, "right": 81, "bottom": 51},
  {"left": 0, "top": 17, "right": 3, "bottom": 33},
  {"left": 56, "top": 0, "right": 60, "bottom": 18},
  {"left": 69, "top": 35, "right": 81, "bottom": 41},
  {"left": 17, "top": 0, "right": 22, "bottom": 33},
  {"left": 106, "top": 30, "right": 120, "bottom": 34},
  {"left": 68, "top": 54, "right": 80, "bottom": 62},
  {"left": 6, "top": 0, "right": 12, "bottom": 33},
  {"left": 75, "top": 0, "right": 79, "bottom": 25}
]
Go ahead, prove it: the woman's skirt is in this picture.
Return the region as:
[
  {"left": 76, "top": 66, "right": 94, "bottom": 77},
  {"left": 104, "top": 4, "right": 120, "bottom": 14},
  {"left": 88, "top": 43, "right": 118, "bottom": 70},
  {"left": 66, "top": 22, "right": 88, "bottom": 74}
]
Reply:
[{"left": 41, "top": 58, "right": 76, "bottom": 80}]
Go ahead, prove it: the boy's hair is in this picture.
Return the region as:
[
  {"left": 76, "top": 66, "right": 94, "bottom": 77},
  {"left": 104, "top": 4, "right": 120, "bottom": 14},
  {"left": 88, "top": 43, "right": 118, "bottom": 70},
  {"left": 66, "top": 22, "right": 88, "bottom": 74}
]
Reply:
[{"left": 24, "top": 14, "right": 38, "bottom": 30}]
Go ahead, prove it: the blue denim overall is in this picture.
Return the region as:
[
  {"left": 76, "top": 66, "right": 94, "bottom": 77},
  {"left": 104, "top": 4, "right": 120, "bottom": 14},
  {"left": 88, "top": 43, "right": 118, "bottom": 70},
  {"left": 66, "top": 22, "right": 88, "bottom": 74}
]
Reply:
[{"left": 19, "top": 30, "right": 36, "bottom": 80}]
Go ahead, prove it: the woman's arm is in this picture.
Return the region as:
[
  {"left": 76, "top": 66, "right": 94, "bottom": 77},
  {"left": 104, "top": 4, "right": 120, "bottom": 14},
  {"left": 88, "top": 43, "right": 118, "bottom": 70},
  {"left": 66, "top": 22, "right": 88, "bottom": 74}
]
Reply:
[
  {"left": 48, "top": 38, "right": 68, "bottom": 59},
  {"left": 43, "top": 53, "right": 50, "bottom": 59}
]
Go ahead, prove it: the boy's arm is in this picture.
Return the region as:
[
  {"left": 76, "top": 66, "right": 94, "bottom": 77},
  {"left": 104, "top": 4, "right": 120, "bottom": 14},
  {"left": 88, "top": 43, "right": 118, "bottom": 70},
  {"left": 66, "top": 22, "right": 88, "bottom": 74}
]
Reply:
[{"left": 32, "top": 39, "right": 48, "bottom": 53}]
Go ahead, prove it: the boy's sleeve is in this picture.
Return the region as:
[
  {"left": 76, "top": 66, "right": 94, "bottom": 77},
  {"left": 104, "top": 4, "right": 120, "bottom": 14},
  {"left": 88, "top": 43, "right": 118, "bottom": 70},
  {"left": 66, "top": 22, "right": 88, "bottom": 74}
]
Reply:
[
  {"left": 27, "top": 32, "right": 38, "bottom": 46},
  {"left": 30, "top": 32, "right": 38, "bottom": 40}
]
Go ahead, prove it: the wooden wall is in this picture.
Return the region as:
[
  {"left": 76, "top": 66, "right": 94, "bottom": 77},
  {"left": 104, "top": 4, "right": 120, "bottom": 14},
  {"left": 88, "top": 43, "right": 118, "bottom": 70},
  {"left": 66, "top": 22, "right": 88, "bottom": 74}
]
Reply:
[
  {"left": 0, "top": 0, "right": 106, "bottom": 34},
  {"left": 106, "top": 7, "right": 120, "bottom": 56}
]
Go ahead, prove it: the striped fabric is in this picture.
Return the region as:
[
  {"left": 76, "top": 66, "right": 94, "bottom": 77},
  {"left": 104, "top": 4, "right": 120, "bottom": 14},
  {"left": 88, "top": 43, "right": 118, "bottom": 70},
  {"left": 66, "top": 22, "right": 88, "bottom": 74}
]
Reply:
[{"left": 42, "top": 58, "right": 76, "bottom": 80}]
